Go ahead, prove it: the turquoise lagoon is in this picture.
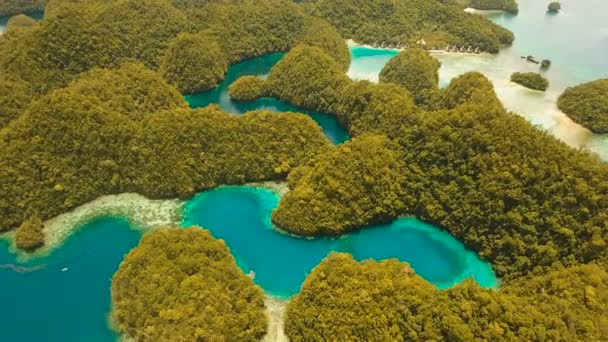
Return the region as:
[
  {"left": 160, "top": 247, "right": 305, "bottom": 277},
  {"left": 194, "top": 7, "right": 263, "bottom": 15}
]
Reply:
[
  {"left": 183, "top": 186, "right": 498, "bottom": 297},
  {"left": 0, "top": 218, "right": 140, "bottom": 342},
  {"left": 185, "top": 53, "right": 349, "bottom": 144},
  {"left": 348, "top": 0, "right": 608, "bottom": 160},
  {"left": 0, "top": 186, "right": 497, "bottom": 341}
]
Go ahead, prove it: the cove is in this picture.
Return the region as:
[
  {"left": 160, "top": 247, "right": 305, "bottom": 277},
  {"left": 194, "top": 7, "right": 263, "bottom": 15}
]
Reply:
[
  {"left": 185, "top": 53, "right": 349, "bottom": 144},
  {"left": 0, "top": 218, "right": 141, "bottom": 342},
  {"left": 182, "top": 186, "right": 498, "bottom": 297},
  {"left": 347, "top": 0, "right": 608, "bottom": 160}
]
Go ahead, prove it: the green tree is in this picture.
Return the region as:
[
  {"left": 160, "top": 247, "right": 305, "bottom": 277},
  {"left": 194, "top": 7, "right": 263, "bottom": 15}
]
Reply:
[{"left": 15, "top": 215, "right": 44, "bottom": 251}]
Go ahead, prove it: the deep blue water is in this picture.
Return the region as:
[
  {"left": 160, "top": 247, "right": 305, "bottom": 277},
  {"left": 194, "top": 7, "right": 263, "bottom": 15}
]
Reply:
[
  {"left": 182, "top": 186, "right": 498, "bottom": 297},
  {"left": 0, "top": 218, "right": 141, "bottom": 342},
  {"left": 185, "top": 53, "right": 349, "bottom": 144}
]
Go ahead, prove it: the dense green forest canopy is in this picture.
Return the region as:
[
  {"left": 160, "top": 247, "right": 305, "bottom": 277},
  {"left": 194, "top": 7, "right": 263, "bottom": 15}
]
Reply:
[
  {"left": 557, "top": 79, "right": 608, "bottom": 133},
  {"left": 510, "top": 72, "right": 549, "bottom": 91},
  {"left": 468, "top": 0, "right": 518, "bottom": 13},
  {"left": 301, "top": 0, "right": 514, "bottom": 52},
  {"left": 378, "top": 48, "right": 441, "bottom": 103},
  {"left": 0, "top": 0, "right": 349, "bottom": 100},
  {"left": 0, "top": 63, "right": 330, "bottom": 233},
  {"left": 112, "top": 227, "right": 267, "bottom": 341},
  {"left": 285, "top": 253, "right": 608, "bottom": 341},
  {"left": 254, "top": 46, "right": 608, "bottom": 279},
  {"left": 0, "top": 0, "right": 45, "bottom": 16},
  {"left": 273, "top": 135, "right": 410, "bottom": 236}
]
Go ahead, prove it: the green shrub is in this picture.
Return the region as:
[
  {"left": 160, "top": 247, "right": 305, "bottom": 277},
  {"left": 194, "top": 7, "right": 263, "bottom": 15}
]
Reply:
[
  {"left": 112, "top": 227, "right": 267, "bottom": 341},
  {"left": 510, "top": 72, "right": 549, "bottom": 91}
]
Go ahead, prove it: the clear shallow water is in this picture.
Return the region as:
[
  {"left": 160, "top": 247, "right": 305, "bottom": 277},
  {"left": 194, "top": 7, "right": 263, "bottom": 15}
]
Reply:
[
  {"left": 0, "top": 218, "right": 141, "bottom": 342},
  {"left": 347, "top": 0, "right": 608, "bottom": 160},
  {"left": 182, "top": 186, "right": 498, "bottom": 297},
  {"left": 185, "top": 53, "right": 349, "bottom": 144}
]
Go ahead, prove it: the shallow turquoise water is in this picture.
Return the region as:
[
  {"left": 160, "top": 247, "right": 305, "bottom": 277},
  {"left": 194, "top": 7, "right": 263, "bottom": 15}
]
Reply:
[
  {"left": 182, "top": 186, "right": 498, "bottom": 297},
  {"left": 0, "top": 218, "right": 141, "bottom": 342},
  {"left": 185, "top": 53, "right": 349, "bottom": 144}
]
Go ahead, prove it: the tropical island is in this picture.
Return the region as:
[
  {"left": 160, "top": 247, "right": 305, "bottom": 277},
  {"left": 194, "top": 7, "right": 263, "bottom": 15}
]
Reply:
[
  {"left": 557, "top": 79, "right": 608, "bottom": 133},
  {"left": 0, "top": 0, "right": 607, "bottom": 340},
  {"left": 510, "top": 71, "right": 550, "bottom": 91}
]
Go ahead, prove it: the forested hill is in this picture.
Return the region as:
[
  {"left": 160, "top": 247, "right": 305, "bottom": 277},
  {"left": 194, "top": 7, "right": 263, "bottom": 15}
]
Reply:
[{"left": 302, "top": 0, "right": 514, "bottom": 52}]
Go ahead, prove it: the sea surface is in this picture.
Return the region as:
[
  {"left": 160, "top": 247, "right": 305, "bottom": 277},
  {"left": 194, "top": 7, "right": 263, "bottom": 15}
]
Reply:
[
  {"left": 185, "top": 53, "right": 349, "bottom": 144},
  {"left": 0, "top": 218, "right": 140, "bottom": 342},
  {"left": 348, "top": 0, "right": 608, "bottom": 160}
]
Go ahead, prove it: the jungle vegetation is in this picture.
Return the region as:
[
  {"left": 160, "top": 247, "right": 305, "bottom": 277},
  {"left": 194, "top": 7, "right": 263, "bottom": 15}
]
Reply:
[
  {"left": 301, "top": 0, "right": 515, "bottom": 52},
  {"left": 228, "top": 76, "right": 268, "bottom": 102},
  {"left": 0, "top": 0, "right": 349, "bottom": 101},
  {"left": 557, "top": 79, "right": 608, "bottom": 134},
  {"left": 15, "top": 215, "right": 45, "bottom": 251},
  {"left": 285, "top": 253, "right": 608, "bottom": 341},
  {"left": 378, "top": 48, "right": 441, "bottom": 104},
  {"left": 468, "top": 0, "right": 518, "bottom": 13},
  {"left": 112, "top": 227, "right": 267, "bottom": 341},
  {"left": 0, "top": 0, "right": 45, "bottom": 16},
  {"left": 257, "top": 46, "right": 608, "bottom": 279},
  {"left": 159, "top": 32, "right": 229, "bottom": 94},
  {"left": 510, "top": 72, "right": 549, "bottom": 91},
  {"left": 0, "top": 63, "right": 330, "bottom": 233}
]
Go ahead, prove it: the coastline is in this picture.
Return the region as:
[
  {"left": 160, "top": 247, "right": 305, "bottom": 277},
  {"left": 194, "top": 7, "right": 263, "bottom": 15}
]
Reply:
[
  {"left": 6, "top": 181, "right": 289, "bottom": 260},
  {"left": 5, "top": 193, "right": 183, "bottom": 261}
]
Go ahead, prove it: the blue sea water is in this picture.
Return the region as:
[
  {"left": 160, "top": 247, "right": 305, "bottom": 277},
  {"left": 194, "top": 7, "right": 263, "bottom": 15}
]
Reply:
[
  {"left": 182, "top": 186, "right": 498, "bottom": 297},
  {"left": 185, "top": 53, "right": 349, "bottom": 144},
  {"left": 0, "top": 218, "right": 141, "bottom": 342}
]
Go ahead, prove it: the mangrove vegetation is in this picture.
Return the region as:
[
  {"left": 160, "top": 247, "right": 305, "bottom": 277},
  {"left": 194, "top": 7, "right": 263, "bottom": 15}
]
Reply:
[{"left": 557, "top": 79, "right": 608, "bottom": 133}]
